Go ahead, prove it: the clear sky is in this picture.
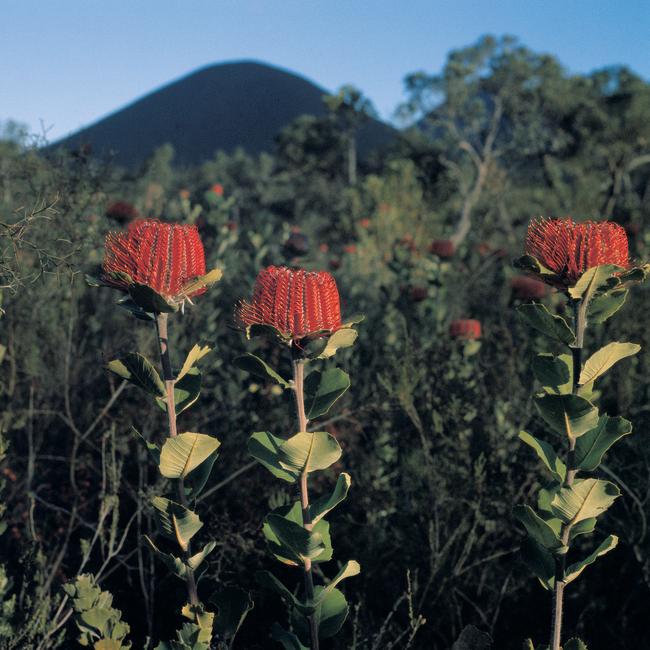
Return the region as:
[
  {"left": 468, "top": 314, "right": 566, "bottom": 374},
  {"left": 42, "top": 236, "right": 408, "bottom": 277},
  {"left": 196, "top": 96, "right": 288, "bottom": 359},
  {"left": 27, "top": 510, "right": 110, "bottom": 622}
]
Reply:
[{"left": 2, "top": 0, "right": 649, "bottom": 141}]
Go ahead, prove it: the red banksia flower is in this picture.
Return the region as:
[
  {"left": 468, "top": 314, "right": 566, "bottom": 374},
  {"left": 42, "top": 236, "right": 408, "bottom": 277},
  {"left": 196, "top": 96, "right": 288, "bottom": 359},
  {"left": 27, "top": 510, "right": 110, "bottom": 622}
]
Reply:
[
  {"left": 525, "top": 218, "right": 629, "bottom": 286},
  {"left": 429, "top": 239, "right": 455, "bottom": 259},
  {"left": 510, "top": 276, "right": 549, "bottom": 300},
  {"left": 102, "top": 219, "right": 207, "bottom": 300},
  {"left": 236, "top": 266, "right": 342, "bottom": 341},
  {"left": 449, "top": 319, "right": 482, "bottom": 340},
  {"left": 211, "top": 183, "right": 224, "bottom": 196}
]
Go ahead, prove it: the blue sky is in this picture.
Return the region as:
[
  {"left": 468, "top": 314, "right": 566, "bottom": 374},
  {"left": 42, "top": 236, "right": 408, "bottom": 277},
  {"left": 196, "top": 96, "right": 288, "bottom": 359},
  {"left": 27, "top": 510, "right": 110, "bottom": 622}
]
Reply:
[{"left": 2, "top": 0, "right": 649, "bottom": 141}]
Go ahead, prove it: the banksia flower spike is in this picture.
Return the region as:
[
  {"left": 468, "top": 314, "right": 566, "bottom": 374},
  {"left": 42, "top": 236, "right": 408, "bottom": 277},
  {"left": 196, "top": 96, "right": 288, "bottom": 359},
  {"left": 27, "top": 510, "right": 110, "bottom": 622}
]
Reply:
[
  {"left": 236, "top": 266, "right": 343, "bottom": 342},
  {"left": 514, "top": 219, "right": 649, "bottom": 650},
  {"left": 522, "top": 218, "right": 630, "bottom": 287},
  {"left": 235, "top": 266, "right": 362, "bottom": 649},
  {"left": 449, "top": 319, "right": 482, "bottom": 340},
  {"left": 99, "top": 219, "right": 220, "bottom": 313}
]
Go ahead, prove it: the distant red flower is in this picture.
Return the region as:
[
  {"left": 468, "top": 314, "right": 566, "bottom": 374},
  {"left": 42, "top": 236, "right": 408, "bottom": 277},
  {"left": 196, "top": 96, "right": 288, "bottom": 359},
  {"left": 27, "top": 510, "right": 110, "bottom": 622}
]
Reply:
[
  {"left": 284, "top": 232, "right": 310, "bottom": 256},
  {"left": 476, "top": 242, "right": 492, "bottom": 256},
  {"left": 525, "top": 218, "right": 629, "bottom": 286},
  {"left": 449, "top": 319, "right": 482, "bottom": 340},
  {"left": 358, "top": 218, "right": 371, "bottom": 229},
  {"left": 236, "top": 266, "right": 342, "bottom": 340},
  {"left": 102, "top": 219, "right": 206, "bottom": 301},
  {"left": 106, "top": 201, "right": 139, "bottom": 224},
  {"left": 319, "top": 243, "right": 329, "bottom": 253},
  {"left": 211, "top": 183, "right": 224, "bottom": 196},
  {"left": 409, "top": 286, "right": 428, "bottom": 302},
  {"left": 179, "top": 189, "right": 190, "bottom": 200},
  {"left": 510, "top": 276, "right": 549, "bottom": 300},
  {"left": 429, "top": 239, "right": 455, "bottom": 259},
  {"left": 344, "top": 244, "right": 357, "bottom": 254}
]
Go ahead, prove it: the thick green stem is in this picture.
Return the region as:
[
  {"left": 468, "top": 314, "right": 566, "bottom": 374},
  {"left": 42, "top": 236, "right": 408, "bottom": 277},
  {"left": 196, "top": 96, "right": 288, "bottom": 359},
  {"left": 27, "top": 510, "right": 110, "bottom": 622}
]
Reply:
[
  {"left": 292, "top": 356, "right": 319, "bottom": 650},
  {"left": 155, "top": 313, "right": 199, "bottom": 608},
  {"left": 550, "top": 299, "right": 586, "bottom": 650}
]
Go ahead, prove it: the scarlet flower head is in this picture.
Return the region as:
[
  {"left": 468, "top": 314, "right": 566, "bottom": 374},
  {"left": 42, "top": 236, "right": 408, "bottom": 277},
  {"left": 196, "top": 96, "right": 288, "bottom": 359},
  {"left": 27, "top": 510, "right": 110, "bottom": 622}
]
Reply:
[
  {"left": 211, "top": 183, "right": 224, "bottom": 196},
  {"left": 510, "top": 276, "right": 549, "bottom": 300},
  {"left": 449, "top": 319, "right": 482, "bottom": 340},
  {"left": 429, "top": 239, "right": 455, "bottom": 259},
  {"left": 525, "top": 218, "right": 629, "bottom": 286},
  {"left": 102, "top": 219, "right": 207, "bottom": 304},
  {"left": 236, "top": 266, "right": 343, "bottom": 341}
]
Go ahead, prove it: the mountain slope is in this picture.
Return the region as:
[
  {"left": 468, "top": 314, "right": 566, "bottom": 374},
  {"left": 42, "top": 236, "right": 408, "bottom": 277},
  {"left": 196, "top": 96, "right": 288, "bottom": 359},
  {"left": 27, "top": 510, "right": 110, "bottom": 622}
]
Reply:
[{"left": 51, "top": 61, "right": 395, "bottom": 167}]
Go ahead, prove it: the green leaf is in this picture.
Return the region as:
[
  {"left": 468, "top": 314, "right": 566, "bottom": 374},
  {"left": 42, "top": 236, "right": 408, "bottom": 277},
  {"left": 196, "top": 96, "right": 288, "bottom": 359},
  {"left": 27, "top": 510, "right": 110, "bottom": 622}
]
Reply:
[
  {"left": 188, "top": 541, "right": 217, "bottom": 571},
  {"left": 270, "top": 623, "right": 308, "bottom": 650},
  {"left": 513, "top": 505, "right": 564, "bottom": 551},
  {"left": 131, "top": 427, "right": 160, "bottom": 465},
  {"left": 263, "top": 513, "right": 325, "bottom": 563},
  {"left": 210, "top": 586, "right": 253, "bottom": 643},
  {"left": 151, "top": 497, "right": 203, "bottom": 552},
  {"left": 517, "top": 303, "right": 574, "bottom": 345},
  {"left": 566, "top": 535, "right": 619, "bottom": 584},
  {"left": 575, "top": 415, "right": 632, "bottom": 472},
  {"left": 563, "top": 639, "right": 588, "bottom": 650},
  {"left": 185, "top": 448, "right": 220, "bottom": 499},
  {"left": 568, "top": 265, "right": 621, "bottom": 301},
  {"left": 256, "top": 572, "right": 300, "bottom": 609},
  {"left": 519, "top": 431, "right": 566, "bottom": 482},
  {"left": 535, "top": 394, "right": 599, "bottom": 439},
  {"left": 156, "top": 367, "right": 202, "bottom": 415},
  {"left": 291, "top": 587, "right": 350, "bottom": 642},
  {"left": 451, "top": 624, "right": 493, "bottom": 650},
  {"left": 179, "top": 267, "right": 222, "bottom": 297},
  {"left": 248, "top": 431, "right": 298, "bottom": 483},
  {"left": 570, "top": 517, "right": 597, "bottom": 540},
  {"left": 520, "top": 538, "right": 554, "bottom": 591},
  {"left": 532, "top": 354, "right": 572, "bottom": 394},
  {"left": 263, "top": 502, "right": 332, "bottom": 566},
  {"left": 177, "top": 344, "right": 212, "bottom": 381},
  {"left": 128, "top": 283, "right": 177, "bottom": 313},
  {"left": 107, "top": 353, "right": 165, "bottom": 396},
  {"left": 588, "top": 289, "right": 628, "bottom": 324},
  {"left": 312, "top": 560, "right": 360, "bottom": 607},
  {"left": 304, "top": 368, "right": 350, "bottom": 419},
  {"left": 233, "top": 353, "right": 291, "bottom": 389},
  {"left": 317, "top": 329, "right": 358, "bottom": 359},
  {"left": 144, "top": 536, "right": 187, "bottom": 579},
  {"left": 550, "top": 478, "right": 620, "bottom": 525},
  {"left": 310, "top": 473, "right": 351, "bottom": 523},
  {"left": 159, "top": 433, "right": 220, "bottom": 479},
  {"left": 579, "top": 342, "right": 640, "bottom": 385},
  {"left": 115, "top": 297, "right": 155, "bottom": 321},
  {"left": 278, "top": 431, "right": 342, "bottom": 475}
]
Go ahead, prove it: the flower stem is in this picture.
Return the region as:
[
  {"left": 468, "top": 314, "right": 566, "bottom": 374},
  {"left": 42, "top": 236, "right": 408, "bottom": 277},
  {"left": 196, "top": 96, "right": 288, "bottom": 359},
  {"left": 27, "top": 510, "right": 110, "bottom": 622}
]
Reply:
[
  {"left": 292, "top": 355, "right": 319, "bottom": 650},
  {"left": 550, "top": 299, "right": 585, "bottom": 650},
  {"left": 155, "top": 312, "right": 199, "bottom": 608}
]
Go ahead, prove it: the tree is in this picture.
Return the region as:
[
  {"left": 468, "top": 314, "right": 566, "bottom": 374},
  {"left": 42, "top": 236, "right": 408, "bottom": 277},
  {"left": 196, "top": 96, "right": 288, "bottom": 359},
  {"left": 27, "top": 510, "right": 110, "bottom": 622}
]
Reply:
[{"left": 324, "top": 85, "right": 377, "bottom": 185}]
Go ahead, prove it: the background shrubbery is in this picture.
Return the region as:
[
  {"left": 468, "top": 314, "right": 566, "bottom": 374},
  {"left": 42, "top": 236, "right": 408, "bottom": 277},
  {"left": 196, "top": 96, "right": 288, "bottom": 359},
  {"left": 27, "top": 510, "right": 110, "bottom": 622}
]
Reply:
[{"left": 1, "top": 36, "right": 650, "bottom": 649}]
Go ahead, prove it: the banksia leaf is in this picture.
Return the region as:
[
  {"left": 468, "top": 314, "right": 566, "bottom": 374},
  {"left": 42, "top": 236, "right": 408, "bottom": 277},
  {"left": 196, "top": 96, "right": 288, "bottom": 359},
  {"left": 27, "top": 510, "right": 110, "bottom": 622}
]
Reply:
[
  {"left": 579, "top": 342, "right": 640, "bottom": 385},
  {"left": 565, "top": 535, "right": 619, "bottom": 584},
  {"left": 535, "top": 394, "right": 599, "bottom": 440},
  {"left": 574, "top": 415, "right": 633, "bottom": 472},
  {"left": 278, "top": 431, "right": 342, "bottom": 475},
  {"left": 159, "top": 432, "right": 220, "bottom": 479},
  {"left": 248, "top": 431, "right": 299, "bottom": 483},
  {"left": 304, "top": 368, "right": 351, "bottom": 419},
  {"left": 151, "top": 497, "right": 203, "bottom": 552},
  {"left": 517, "top": 304, "right": 575, "bottom": 345},
  {"left": 107, "top": 353, "right": 165, "bottom": 397},
  {"left": 550, "top": 479, "right": 620, "bottom": 525}
]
